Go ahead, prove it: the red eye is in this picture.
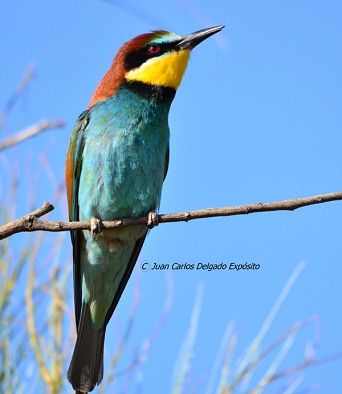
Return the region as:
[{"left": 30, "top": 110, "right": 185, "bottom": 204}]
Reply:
[{"left": 148, "top": 44, "right": 160, "bottom": 54}]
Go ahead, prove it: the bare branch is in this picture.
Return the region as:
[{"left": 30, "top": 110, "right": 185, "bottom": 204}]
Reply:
[
  {"left": 1, "top": 192, "right": 341, "bottom": 240},
  {"left": 0, "top": 120, "right": 65, "bottom": 152},
  {"left": 0, "top": 202, "right": 54, "bottom": 239}
]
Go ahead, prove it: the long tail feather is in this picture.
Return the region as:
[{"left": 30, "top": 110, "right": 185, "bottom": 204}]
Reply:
[{"left": 68, "top": 303, "right": 106, "bottom": 393}]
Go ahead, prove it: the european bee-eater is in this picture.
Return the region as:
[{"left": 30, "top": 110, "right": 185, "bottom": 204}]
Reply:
[{"left": 66, "top": 25, "right": 224, "bottom": 393}]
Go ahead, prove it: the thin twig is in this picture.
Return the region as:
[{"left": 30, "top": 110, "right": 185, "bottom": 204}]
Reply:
[
  {"left": 250, "top": 349, "right": 342, "bottom": 393},
  {"left": 0, "top": 64, "right": 35, "bottom": 130},
  {"left": 0, "top": 120, "right": 65, "bottom": 152},
  {"left": 0, "top": 192, "right": 341, "bottom": 240}
]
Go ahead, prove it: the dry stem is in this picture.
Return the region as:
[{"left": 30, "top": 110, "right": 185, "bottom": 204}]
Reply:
[
  {"left": 0, "top": 120, "right": 65, "bottom": 152},
  {"left": 1, "top": 192, "right": 341, "bottom": 240}
]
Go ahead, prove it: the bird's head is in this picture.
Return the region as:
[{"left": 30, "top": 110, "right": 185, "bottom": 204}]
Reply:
[{"left": 88, "top": 26, "right": 224, "bottom": 108}]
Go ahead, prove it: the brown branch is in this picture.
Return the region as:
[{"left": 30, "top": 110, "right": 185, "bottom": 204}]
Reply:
[
  {"left": 0, "top": 202, "right": 55, "bottom": 240},
  {"left": 0, "top": 120, "right": 65, "bottom": 152},
  {"left": 0, "top": 192, "right": 341, "bottom": 240}
]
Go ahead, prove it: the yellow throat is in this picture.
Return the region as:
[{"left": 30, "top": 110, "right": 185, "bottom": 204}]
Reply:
[{"left": 125, "top": 49, "right": 191, "bottom": 90}]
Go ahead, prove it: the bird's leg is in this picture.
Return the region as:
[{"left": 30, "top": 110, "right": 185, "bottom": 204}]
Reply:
[
  {"left": 147, "top": 211, "right": 159, "bottom": 229},
  {"left": 90, "top": 216, "right": 103, "bottom": 235}
]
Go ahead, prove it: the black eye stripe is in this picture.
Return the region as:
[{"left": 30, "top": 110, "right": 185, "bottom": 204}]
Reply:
[{"left": 124, "top": 41, "right": 180, "bottom": 71}]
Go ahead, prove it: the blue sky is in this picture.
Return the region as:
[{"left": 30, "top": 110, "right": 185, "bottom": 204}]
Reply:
[{"left": 1, "top": 0, "right": 342, "bottom": 393}]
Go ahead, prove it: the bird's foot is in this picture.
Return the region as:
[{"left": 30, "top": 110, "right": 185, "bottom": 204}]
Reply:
[
  {"left": 147, "top": 211, "right": 159, "bottom": 229},
  {"left": 90, "top": 216, "right": 103, "bottom": 235}
]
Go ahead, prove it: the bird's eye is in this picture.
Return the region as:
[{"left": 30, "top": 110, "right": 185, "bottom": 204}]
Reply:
[{"left": 148, "top": 44, "right": 160, "bottom": 55}]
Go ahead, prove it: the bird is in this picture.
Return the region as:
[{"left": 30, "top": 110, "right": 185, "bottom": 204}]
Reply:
[{"left": 65, "top": 25, "right": 224, "bottom": 393}]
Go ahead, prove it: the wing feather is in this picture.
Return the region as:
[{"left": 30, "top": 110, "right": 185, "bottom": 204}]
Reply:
[{"left": 66, "top": 110, "right": 90, "bottom": 329}]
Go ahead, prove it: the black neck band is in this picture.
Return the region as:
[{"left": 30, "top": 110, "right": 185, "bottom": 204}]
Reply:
[{"left": 122, "top": 80, "right": 176, "bottom": 101}]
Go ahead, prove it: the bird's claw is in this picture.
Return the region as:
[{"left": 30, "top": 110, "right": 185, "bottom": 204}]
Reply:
[
  {"left": 90, "top": 217, "right": 102, "bottom": 235},
  {"left": 147, "top": 211, "right": 159, "bottom": 229}
]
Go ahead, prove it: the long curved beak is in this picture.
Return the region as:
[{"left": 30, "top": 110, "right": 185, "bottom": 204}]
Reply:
[{"left": 175, "top": 25, "right": 224, "bottom": 51}]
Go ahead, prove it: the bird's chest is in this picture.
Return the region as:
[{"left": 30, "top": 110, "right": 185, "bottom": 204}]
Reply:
[{"left": 78, "top": 99, "right": 169, "bottom": 221}]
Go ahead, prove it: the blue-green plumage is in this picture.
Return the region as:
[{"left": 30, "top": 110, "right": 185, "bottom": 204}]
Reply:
[
  {"left": 78, "top": 84, "right": 172, "bottom": 329},
  {"left": 80, "top": 84, "right": 171, "bottom": 223},
  {"left": 66, "top": 26, "right": 224, "bottom": 393},
  {"left": 67, "top": 82, "right": 173, "bottom": 393}
]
